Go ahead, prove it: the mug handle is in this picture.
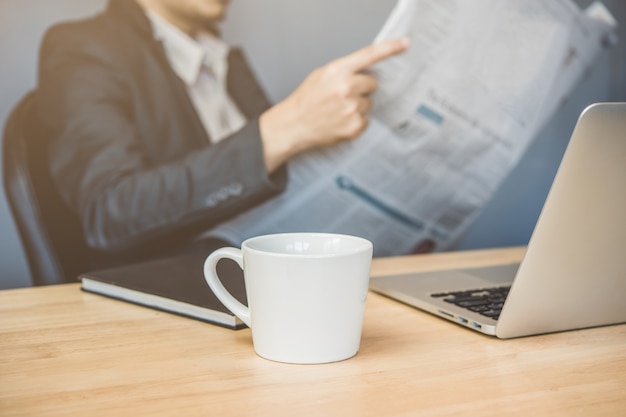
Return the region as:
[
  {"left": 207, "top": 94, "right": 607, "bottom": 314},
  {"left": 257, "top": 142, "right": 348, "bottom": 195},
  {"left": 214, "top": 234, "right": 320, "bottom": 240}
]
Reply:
[{"left": 203, "top": 247, "right": 251, "bottom": 327}]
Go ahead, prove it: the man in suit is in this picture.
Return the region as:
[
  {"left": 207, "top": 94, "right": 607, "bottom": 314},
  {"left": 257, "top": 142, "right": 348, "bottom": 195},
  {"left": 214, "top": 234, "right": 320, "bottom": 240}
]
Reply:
[{"left": 34, "top": 0, "right": 408, "bottom": 269}]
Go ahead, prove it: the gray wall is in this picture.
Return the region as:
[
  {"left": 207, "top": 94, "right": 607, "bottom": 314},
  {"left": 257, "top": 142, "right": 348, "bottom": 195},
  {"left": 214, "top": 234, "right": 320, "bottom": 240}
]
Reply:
[{"left": 1, "top": 0, "right": 624, "bottom": 289}]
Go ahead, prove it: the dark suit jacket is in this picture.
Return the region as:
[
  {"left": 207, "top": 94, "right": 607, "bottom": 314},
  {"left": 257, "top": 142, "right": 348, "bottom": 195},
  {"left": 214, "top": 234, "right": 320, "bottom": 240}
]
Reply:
[{"left": 35, "top": 0, "right": 287, "bottom": 265}]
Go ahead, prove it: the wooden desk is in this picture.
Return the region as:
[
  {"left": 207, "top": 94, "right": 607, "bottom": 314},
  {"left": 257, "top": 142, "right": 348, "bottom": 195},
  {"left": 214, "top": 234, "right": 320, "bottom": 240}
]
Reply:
[{"left": 1, "top": 247, "right": 625, "bottom": 416}]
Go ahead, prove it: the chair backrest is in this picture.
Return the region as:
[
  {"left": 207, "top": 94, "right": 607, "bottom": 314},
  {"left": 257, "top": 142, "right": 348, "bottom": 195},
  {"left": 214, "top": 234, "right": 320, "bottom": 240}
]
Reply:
[{"left": 2, "top": 91, "right": 90, "bottom": 285}]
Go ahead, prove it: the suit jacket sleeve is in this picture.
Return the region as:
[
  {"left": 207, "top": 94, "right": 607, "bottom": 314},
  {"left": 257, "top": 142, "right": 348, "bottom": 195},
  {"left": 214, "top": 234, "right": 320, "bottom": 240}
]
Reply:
[{"left": 35, "top": 21, "right": 287, "bottom": 255}]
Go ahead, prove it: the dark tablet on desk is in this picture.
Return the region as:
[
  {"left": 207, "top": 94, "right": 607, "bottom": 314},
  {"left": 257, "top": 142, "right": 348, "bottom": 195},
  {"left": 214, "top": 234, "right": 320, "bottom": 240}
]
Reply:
[{"left": 80, "top": 251, "right": 246, "bottom": 329}]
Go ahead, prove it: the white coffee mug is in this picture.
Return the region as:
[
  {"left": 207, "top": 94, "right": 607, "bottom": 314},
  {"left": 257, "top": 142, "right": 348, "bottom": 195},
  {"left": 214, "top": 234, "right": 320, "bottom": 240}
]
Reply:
[{"left": 203, "top": 232, "right": 373, "bottom": 364}]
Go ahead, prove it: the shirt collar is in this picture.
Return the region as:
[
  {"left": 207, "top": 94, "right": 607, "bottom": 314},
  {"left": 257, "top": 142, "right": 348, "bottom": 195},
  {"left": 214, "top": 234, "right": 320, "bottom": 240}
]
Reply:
[{"left": 145, "top": 10, "right": 229, "bottom": 85}]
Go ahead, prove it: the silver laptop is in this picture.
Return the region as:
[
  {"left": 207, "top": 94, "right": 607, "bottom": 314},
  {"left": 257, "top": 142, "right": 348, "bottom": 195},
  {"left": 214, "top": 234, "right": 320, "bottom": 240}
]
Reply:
[{"left": 369, "top": 102, "right": 626, "bottom": 338}]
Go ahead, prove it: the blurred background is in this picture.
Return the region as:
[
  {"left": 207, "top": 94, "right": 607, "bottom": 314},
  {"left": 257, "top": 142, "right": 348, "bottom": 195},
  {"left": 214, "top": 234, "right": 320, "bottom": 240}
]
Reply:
[{"left": 1, "top": 0, "right": 625, "bottom": 289}]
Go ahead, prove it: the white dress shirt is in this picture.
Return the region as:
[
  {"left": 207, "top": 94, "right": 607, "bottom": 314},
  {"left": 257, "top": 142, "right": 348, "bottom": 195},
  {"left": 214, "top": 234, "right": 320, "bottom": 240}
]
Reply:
[{"left": 146, "top": 10, "right": 246, "bottom": 143}]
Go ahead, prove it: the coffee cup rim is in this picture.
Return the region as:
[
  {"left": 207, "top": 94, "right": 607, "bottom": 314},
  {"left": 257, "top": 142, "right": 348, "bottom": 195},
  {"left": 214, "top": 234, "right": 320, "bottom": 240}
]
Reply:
[{"left": 241, "top": 232, "right": 373, "bottom": 258}]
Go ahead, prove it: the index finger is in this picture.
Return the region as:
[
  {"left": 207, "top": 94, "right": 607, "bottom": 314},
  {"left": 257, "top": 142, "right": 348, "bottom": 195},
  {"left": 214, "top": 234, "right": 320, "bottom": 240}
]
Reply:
[{"left": 335, "top": 38, "right": 410, "bottom": 74}]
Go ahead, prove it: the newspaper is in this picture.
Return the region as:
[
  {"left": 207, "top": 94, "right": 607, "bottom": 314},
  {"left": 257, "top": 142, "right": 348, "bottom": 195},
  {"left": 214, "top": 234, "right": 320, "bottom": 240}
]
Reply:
[{"left": 208, "top": 0, "right": 617, "bottom": 257}]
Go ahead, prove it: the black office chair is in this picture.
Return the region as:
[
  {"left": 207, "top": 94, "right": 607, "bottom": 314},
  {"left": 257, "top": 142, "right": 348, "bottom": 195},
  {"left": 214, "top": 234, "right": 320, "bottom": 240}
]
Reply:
[{"left": 2, "top": 91, "right": 90, "bottom": 285}]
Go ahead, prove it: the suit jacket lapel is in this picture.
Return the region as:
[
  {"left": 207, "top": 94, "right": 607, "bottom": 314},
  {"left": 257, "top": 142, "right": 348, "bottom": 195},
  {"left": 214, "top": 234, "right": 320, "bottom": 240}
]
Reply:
[
  {"left": 227, "top": 48, "right": 272, "bottom": 120},
  {"left": 109, "top": 0, "right": 270, "bottom": 143}
]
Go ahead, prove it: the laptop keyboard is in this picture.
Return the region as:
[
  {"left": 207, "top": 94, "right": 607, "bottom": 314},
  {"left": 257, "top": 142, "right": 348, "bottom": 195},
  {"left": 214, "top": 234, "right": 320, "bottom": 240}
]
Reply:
[{"left": 430, "top": 286, "right": 511, "bottom": 320}]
